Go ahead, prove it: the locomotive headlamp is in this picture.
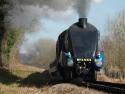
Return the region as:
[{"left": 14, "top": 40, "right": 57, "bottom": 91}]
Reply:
[
  {"left": 77, "top": 59, "right": 84, "bottom": 61},
  {"left": 84, "top": 59, "right": 92, "bottom": 61},
  {"left": 77, "top": 59, "right": 81, "bottom": 61},
  {"left": 77, "top": 58, "right": 92, "bottom": 62},
  {"left": 86, "top": 59, "right": 89, "bottom": 61},
  {"left": 89, "top": 59, "right": 92, "bottom": 61},
  {"left": 84, "top": 59, "right": 87, "bottom": 61}
]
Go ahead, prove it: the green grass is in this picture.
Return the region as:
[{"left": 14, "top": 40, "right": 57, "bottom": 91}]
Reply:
[
  {"left": 11, "top": 70, "right": 34, "bottom": 78},
  {"left": 0, "top": 92, "right": 4, "bottom": 94}
]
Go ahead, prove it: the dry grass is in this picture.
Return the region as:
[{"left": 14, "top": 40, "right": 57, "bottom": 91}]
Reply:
[
  {"left": 9, "top": 62, "right": 45, "bottom": 72},
  {"left": 0, "top": 83, "right": 107, "bottom": 94},
  {"left": 9, "top": 63, "right": 45, "bottom": 79},
  {"left": 0, "top": 84, "right": 40, "bottom": 94},
  {"left": 0, "top": 63, "right": 108, "bottom": 94},
  {"left": 97, "top": 72, "right": 125, "bottom": 84},
  {"left": 44, "top": 84, "right": 106, "bottom": 94},
  {"left": 1, "top": 62, "right": 124, "bottom": 94}
]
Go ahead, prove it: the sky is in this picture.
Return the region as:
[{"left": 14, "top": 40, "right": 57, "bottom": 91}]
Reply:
[{"left": 20, "top": 0, "right": 125, "bottom": 53}]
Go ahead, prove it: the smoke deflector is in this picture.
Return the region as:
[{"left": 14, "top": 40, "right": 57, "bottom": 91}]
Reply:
[{"left": 79, "top": 18, "right": 87, "bottom": 29}]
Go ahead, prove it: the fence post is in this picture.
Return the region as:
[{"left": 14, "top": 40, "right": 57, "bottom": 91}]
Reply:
[{"left": 104, "top": 65, "right": 125, "bottom": 80}]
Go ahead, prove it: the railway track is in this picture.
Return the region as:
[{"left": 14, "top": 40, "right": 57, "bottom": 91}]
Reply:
[
  {"left": 49, "top": 72, "right": 125, "bottom": 94},
  {"left": 76, "top": 81, "right": 125, "bottom": 94},
  {"left": 50, "top": 77, "right": 125, "bottom": 94}
]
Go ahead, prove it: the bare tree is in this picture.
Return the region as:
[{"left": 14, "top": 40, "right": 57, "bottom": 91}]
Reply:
[{"left": 102, "top": 10, "right": 125, "bottom": 71}]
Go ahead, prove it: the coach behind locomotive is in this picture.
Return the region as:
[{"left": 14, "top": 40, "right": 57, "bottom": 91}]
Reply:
[{"left": 49, "top": 18, "right": 104, "bottom": 81}]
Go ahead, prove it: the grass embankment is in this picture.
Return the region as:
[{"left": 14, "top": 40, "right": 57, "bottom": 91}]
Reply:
[
  {"left": 0, "top": 64, "right": 49, "bottom": 94},
  {"left": 0, "top": 63, "right": 107, "bottom": 94}
]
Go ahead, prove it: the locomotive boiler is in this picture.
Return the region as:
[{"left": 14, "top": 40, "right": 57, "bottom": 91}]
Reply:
[{"left": 49, "top": 18, "right": 104, "bottom": 82}]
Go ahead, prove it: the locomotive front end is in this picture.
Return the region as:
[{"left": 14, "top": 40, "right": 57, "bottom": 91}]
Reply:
[{"left": 49, "top": 18, "right": 104, "bottom": 82}]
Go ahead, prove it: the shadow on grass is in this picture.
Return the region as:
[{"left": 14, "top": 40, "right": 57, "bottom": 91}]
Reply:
[
  {"left": 0, "top": 68, "right": 21, "bottom": 85},
  {"left": 0, "top": 67, "right": 52, "bottom": 87},
  {"left": 20, "top": 70, "right": 51, "bottom": 87}
]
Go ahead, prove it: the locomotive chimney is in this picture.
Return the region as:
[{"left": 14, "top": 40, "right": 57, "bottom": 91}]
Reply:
[{"left": 78, "top": 18, "right": 87, "bottom": 28}]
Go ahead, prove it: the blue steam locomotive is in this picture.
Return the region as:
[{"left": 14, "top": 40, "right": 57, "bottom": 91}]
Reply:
[{"left": 49, "top": 18, "right": 104, "bottom": 82}]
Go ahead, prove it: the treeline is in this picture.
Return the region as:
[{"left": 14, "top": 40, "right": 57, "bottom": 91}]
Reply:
[
  {"left": 2, "top": 31, "right": 21, "bottom": 67},
  {"left": 0, "top": 0, "right": 9, "bottom": 67},
  {"left": 102, "top": 10, "right": 125, "bottom": 72},
  {"left": 0, "top": 0, "right": 22, "bottom": 68}
]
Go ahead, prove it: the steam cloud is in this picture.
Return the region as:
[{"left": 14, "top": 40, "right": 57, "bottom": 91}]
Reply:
[
  {"left": 75, "top": 0, "right": 91, "bottom": 17},
  {"left": 6, "top": 0, "right": 103, "bottom": 67},
  {"left": 13, "top": 0, "right": 102, "bottom": 17},
  {"left": 6, "top": 0, "right": 103, "bottom": 30},
  {"left": 20, "top": 39, "right": 56, "bottom": 69}
]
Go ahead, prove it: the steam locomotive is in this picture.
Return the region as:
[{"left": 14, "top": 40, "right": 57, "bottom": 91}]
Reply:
[{"left": 49, "top": 18, "right": 104, "bottom": 82}]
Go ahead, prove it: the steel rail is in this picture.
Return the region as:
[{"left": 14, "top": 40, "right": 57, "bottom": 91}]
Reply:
[{"left": 78, "top": 81, "right": 125, "bottom": 94}]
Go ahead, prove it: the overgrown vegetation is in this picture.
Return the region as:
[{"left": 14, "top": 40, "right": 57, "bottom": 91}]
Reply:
[
  {"left": 0, "top": 0, "right": 22, "bottom": 67},
  {"left": 1, "top": 31, "right": 21, "bottom": 67}
]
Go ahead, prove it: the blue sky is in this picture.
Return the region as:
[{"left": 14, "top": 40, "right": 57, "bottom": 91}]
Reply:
[
  {"left": 88, "top": 0, "right": 125, "bottom": 33},
  {"left": 21, "top": 0, "right": 125, "bottom": 53},
  {"left": 26, "top": 0, "right": 125, "bottom": 42}
]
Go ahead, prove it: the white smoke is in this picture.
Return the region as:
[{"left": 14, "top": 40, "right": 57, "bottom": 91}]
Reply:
[
  {"left": 6, "top": 0, "right": 103, "bottom": 30},
  {"left": 93, "top": 0, "right": 103, "bottom": 4},
  {"left": 74, "top": 0, "right": 91, "bottom": 17},
  {"left": 74, "top": 0, "right": 103, "bottom": 17}
]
